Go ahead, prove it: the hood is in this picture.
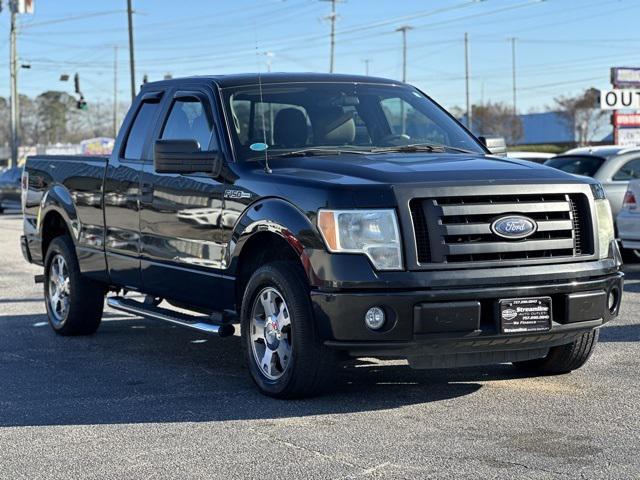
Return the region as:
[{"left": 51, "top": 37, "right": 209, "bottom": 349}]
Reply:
[{"left": 259, "top": 152, "right": 584, "bottom": 186}]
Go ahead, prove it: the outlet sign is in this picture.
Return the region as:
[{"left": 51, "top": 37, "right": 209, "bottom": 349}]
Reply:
[{"left": 600, "top": 89, "right": 640, "bottom": 110}]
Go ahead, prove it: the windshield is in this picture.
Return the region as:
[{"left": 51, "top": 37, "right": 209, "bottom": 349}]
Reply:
[
  {"left": 545, "top": 156, "right": 605, "bottom": 177},
  {"left": 221, "top": 82, "right": 484, "bottom": 161}
]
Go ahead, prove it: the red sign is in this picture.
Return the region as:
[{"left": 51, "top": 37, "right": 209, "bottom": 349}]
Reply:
[{"left": 614, "top": 112, "right": 640, "bottom": 127}]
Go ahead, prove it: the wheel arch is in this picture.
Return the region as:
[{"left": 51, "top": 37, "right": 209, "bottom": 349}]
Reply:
[
  {"left": 39, "top": 185, "right": 79, "bottom": 258},
  {"left": 228, "top": 198, "right": 326, "bottom": 309}
]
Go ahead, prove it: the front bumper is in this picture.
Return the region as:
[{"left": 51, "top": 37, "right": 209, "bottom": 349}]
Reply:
[{"left": 312, "top": 271, "right": 623, "bottom": 368}]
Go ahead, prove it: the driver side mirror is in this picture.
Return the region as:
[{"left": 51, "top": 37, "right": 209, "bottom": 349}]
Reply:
[
  {"left": 479, "top": 136, "right": 507, "bottom": 157},
  {"left": 154, "top": 139, "right": 224, "bottom": 176}
]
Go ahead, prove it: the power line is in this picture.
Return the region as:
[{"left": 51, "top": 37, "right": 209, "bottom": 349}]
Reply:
[{"left": 19, "top": 10, "right": 123, "bottom": 29}]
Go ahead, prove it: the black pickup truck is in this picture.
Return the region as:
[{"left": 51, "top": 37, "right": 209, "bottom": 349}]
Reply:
[{"left": 21, "top": 73, "right": 623, "bottom": 398}]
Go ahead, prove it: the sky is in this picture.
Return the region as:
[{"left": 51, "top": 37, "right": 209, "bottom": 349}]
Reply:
[{"left": 2, "top": 0, "right": 640, "bottom": 115}]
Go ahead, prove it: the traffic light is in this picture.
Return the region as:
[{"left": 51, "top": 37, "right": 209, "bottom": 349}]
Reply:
[
  {"left": 74, "top": 73, "right": 81, "bottom": 95},
  {"left": 77, "top": 96, "right": 88, "bottom": 111}
]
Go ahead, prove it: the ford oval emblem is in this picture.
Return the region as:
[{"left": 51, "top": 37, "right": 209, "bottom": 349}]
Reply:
[{"left": 491, "top": 215, "right": 537, "bottom": 240}]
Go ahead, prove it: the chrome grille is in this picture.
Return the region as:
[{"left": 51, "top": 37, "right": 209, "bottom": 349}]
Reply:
[{"left": 410, "top": 193, "right": 593, "bottom": 264}]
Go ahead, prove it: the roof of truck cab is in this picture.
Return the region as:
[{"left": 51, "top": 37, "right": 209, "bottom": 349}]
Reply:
[{"left": 141, "top": 72, "right": 404, "bottom": 89}]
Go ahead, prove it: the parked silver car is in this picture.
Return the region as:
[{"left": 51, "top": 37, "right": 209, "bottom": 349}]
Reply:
[
  {"left": 617, "top": 179, "right": 640, "bottom": 256},
  {"left": 545, "top": 146, "right": 640, "bottom": 220}
]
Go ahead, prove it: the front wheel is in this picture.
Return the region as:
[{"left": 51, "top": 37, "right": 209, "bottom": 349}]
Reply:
[
  {"left": 512, "top": 329, "right": 599, "bottom": 374},
  {"left": 241, "top": 261, "right": 336, "bottom": 398},
  {"left": 44, "top": 235, "right": 105, "bottom": 335}
]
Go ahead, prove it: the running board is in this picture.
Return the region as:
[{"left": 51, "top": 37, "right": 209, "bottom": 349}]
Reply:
[{"left": 106, "top": 296, "right": 235, "bottom": 337}]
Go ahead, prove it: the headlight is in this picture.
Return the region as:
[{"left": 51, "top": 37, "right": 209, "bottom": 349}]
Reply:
[
  {"left": 595, "top": 199, "right": 615, "bottom": 259},
  {"left": 317, "top": 209, "right": 403, "bottom": 270}
]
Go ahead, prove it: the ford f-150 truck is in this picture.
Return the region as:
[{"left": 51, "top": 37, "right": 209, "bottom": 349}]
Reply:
[{"left": 21, "top": 73, "right": 623, "bottom": 398}]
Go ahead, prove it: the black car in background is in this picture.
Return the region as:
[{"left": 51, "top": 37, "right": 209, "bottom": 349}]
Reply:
[{"left": 0, "top": 167, "right": 22, "bottom": 213}]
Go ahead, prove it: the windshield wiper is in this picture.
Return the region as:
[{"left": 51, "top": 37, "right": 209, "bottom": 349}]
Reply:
[
  {"left": 370, "top": 143, "right": 476, "bottom": 154},
  {"left": 267, "top": 147, "right": 371, "bottom": 158}
]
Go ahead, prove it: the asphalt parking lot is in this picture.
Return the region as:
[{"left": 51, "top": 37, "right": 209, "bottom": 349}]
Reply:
[{"left": 0, "top": 212, "right": 639, "bottom": 479}]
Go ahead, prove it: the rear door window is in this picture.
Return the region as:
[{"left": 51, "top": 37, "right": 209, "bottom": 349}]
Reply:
[
  {"left": 613, "top": 158, "right": 640, "bottom": 181},
  {"left": 161, "top": 98, "right": 215, "bottom": 150},
  {"left": 123, "top": 101, "right": 160, "bottom": 160}
]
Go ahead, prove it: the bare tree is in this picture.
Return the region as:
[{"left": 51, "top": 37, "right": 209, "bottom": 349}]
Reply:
[
  {"left": 471, "top": 102, "right": 523, "bottom": 145},
  {"left": 554, "top": 88, "right": 608, "bottom": 146}
]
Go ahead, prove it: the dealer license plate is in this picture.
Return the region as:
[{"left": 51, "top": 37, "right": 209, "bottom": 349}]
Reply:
[{"left": 499, "top": 297, "right": 552, "bottom": 333}]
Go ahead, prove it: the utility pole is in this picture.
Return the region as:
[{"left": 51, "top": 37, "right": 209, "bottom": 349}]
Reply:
[
  {"left": 396, "top": 25, "right": 412, "bottom": 83},
  {"left": 464, "top": 32, "right": 472, "bottom": 131},
  {"left": 9, "top": 0, "right": 19, "bottom": 168},
  {"left": 127, "top": 0, "right": 136, "bottom": 103},
  {"left": 113, "top": 46, "right": 118, "bottom": 138},
  {"left": 510, "top": 37, "right": 517, "bottom": 115},
  {"left": 321, "top": 0, "right": 339, "bottom": 73},
  {"left": 363, "top": 59, "right": 371, "bottom": 76}
]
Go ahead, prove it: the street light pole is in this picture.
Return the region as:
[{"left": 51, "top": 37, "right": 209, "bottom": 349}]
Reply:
[
  {"left": 113, "top": 46, "right": 118, "bottom": 138},
  {"left": 364, "top": 58, "right": 371, "bottom": 76},
  {"left": 396, "top": 25, "right": 412, "bottom": 83},
  {"left": 321, "top": 0, "right": 338, "bottom": 73},
  {"left": 9, "top": 1, "right": 19, "bottom": 168},
  {"left": 127, "top": 0, "right": 136, "bottom": 103},
  {"left": 464, "top": 32, "right": 472, "bottom": 130},
  {"left": 510, "top": 37, "right": 517, "bottom": 115}
]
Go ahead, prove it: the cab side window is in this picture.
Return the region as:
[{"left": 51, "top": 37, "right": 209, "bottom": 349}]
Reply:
[
  {"left": 613, "top": 158, "right": 640, "bottom": 181},
  {"left": 161, "top": 98, "right": 216, "bottom": 151},
  {"left": 123, "top": 101, "right": 160, "bottom": 160}
]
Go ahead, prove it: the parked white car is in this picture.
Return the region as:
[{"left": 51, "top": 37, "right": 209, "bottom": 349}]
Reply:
[
  {"left": 617, "top": 179, "right": 640, "bottom": 258},
  {"left": 507, "top": 151, "right": 555, "bottom": 164}
]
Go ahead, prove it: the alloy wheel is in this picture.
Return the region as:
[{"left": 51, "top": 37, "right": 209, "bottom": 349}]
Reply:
[
  {"left": 249, "top": 287, "right": 292, "bottom": 380},
  {"left": 48, "top": 254, "right": 70, "bottom": 324}
]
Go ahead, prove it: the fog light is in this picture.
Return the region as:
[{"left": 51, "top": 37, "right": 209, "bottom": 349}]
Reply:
[
  {"left": 365, "top": 307, "right": 385, "bottom": 330},
  {"left": 608, "top": 287, "right": 620, "bottom": 314}
]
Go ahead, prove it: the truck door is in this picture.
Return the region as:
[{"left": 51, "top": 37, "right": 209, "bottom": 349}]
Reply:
[
  {"left": 139, "top": 87, "right": 232, "bottom": 310},
  {"left": 103, "top": 92, "right": 164, "bottom": 290}
]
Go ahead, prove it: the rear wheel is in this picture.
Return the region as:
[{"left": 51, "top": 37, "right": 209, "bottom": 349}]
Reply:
[
  {"left": 512, "top": 329, "right": 599, "bottom": 374},
  {"left": 44, "top": 235, "right": 105, "bottom": 335},
  {"left": 241, "top": 261, "right": 337, "bottom": 398}
]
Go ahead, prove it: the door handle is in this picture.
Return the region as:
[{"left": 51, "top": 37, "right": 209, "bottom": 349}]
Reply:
[{"left": 141, "top": 182, "right": 153, "bottom": 195}]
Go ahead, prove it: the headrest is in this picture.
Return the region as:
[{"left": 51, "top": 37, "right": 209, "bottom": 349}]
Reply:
[
  {"left": 314, "top": 107, "right": 356, "bottom": 145},
  {"left": 274, "top": 108, "right": 308, "bottom": 148}
]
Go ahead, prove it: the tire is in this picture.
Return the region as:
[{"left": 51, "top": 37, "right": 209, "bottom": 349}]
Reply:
[
  {"left": 44, "top": 235, "right": 105, "bottom": 336},
  {"left": 512, "top": 329, "right": 599, "bottom": 374},
  {"left": 241, "top": 261, "right": 337, "bottom": 398}
]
